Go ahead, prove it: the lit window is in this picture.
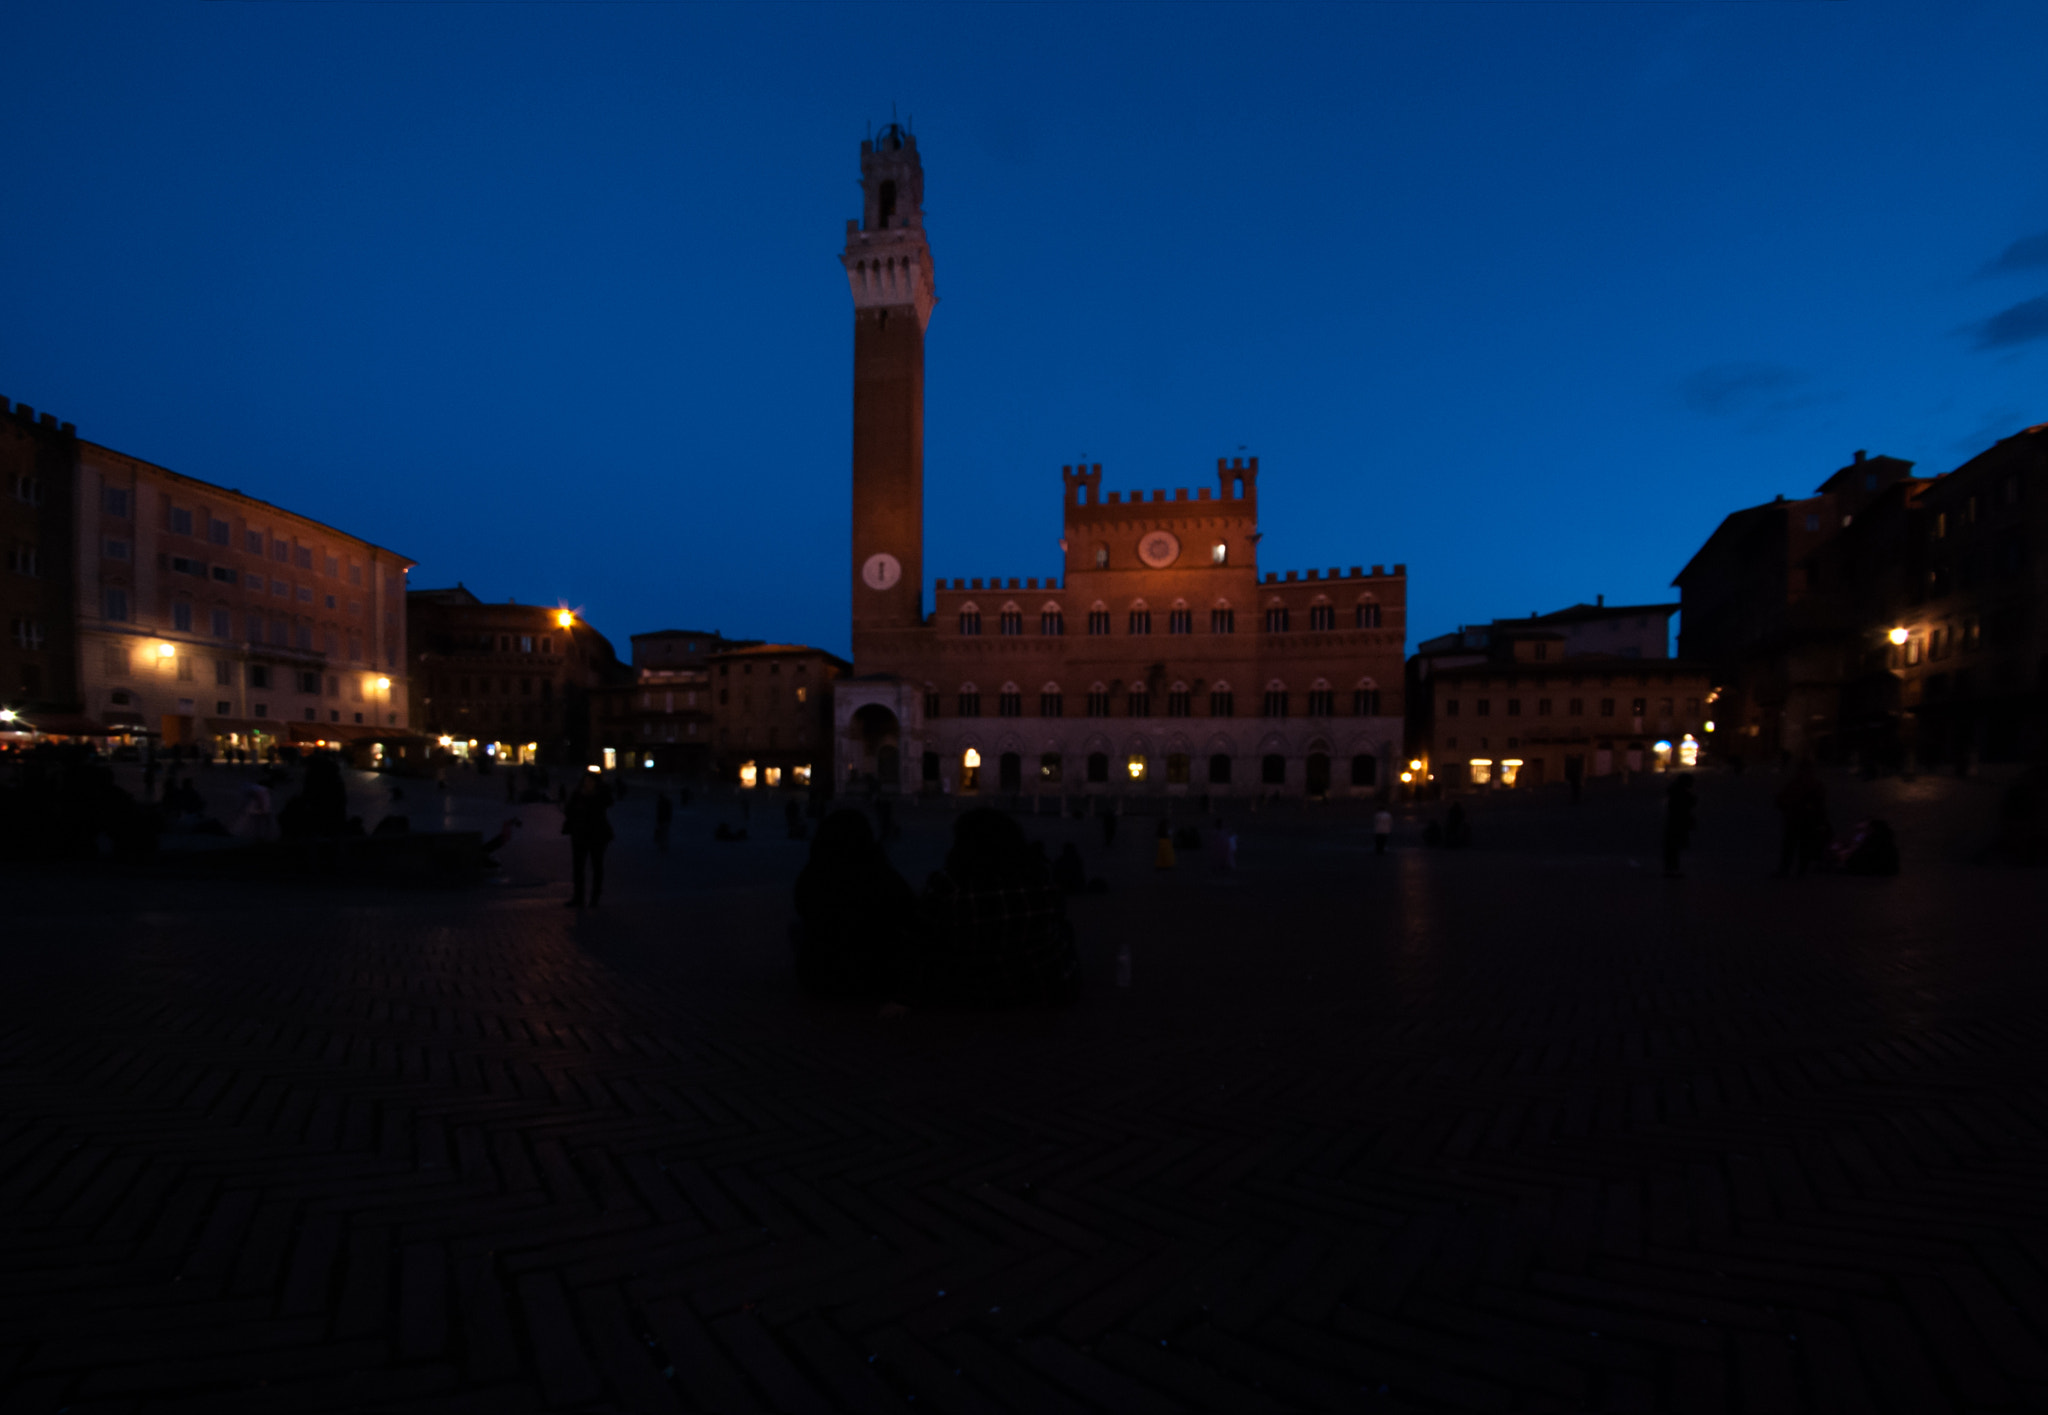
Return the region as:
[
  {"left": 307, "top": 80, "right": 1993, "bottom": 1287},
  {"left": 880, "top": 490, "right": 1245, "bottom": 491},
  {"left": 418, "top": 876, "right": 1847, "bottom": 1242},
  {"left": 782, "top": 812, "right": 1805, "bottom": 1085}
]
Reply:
[{"left": 1211, "top": 543, "right": 1227, "bottom": 565}]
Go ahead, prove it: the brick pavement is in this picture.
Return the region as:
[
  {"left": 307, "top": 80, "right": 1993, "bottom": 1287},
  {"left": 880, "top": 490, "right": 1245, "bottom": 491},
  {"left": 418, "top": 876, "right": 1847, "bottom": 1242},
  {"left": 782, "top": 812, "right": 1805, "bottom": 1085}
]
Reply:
[{"left": 3, "top": 768, "right": 2046, "bottom": 1411}]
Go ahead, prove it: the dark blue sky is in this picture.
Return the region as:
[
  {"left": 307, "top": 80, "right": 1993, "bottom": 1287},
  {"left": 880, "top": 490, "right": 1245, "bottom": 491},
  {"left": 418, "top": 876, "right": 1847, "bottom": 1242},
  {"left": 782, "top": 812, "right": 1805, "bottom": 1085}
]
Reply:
[{"left": 5, "top": 2, "right": 2045, "bottom": 658}]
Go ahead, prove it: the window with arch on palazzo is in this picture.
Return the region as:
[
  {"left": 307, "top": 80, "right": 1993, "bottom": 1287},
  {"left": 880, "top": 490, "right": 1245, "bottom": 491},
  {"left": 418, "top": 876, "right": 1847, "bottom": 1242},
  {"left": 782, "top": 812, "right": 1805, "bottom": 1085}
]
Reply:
[
  {"left": 1128, "top": 606, "right": 1152, "bottom": 635},
  {"left": 998, "top": 684, "right": 1023, "bottom": 717},
  {"left": 957, "top": 604, "right": 981, "bottom": 635},
  {"left": 1167, "top": 683, "right": 1192, "bottom": 717},
  {"left": 957, "top": 684, "right": 981, "bottom": 717},
  {"left": 1208, "top": 753, "right": 1232, "bottom": 784},
  {"left": 1039, "top": 683, "right": 1064, "bottom": 718},
  {"left": 1168, "top": 604, "right": 1192, "bottom": 634},
  {"left": 1262, "top": 683, "right": 1290, "bottom": 718},
  {"left": 1087, "top": 604, "right": 1111, "bottom": 636},
  {"left": 1353, "top": 684, "right": 1382, "bottom": 715},
  {"left": 1040, "top": 605, "right": 1064, "bottom": 635},
  {"left": 1127, "top": 685, "right": 1151, "bottom": 717},
  {"left": 1209, "top": 684, "right": 1235, "bottom": 717},
  {"left": 1211, "top": 605, "right": 1235, "bottom": 634},
  {"left": 924, "top": 686, "right": 941, "bottom": 718},
  {"left": 1094, "top": 544, "right": 1110, "bottom": 568},
  {"left": 999, "top": 605, "right": 1023, "bottom": 636},
  {"left": 1211, "top": 542, "right": 1227, "bottom": 565},
  {"left": 1306, "top": 683, "right": 1335, "bottom": 717},
  {"left": 1086, "top": 683, "right": 1112, "bottom": 717},
  {"left": 1308, "top": 603, "right": 1336, "bottom": 632},
  {"left": 1265, "top": 606, "right": 1290, "bottom": 633},
  {"left": 1262, "top": 754, "right": 1287, "bottom": 785},
  {"left": 1087, "top": 751, "right": 1110, "bottom": 784},
  {"left": 1356, "top": 600, "right": 1381, "bottom": 628}
]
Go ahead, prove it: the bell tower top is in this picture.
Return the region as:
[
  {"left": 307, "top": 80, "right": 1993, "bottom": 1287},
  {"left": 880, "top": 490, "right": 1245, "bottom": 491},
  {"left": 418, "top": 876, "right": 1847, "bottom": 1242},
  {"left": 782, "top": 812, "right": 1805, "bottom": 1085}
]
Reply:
[
  {"left": 859, "top": 124, "right": 924, "bottom": 234},
  {"left": 842, "top": 124, "right": 936, "bottom": 331}
]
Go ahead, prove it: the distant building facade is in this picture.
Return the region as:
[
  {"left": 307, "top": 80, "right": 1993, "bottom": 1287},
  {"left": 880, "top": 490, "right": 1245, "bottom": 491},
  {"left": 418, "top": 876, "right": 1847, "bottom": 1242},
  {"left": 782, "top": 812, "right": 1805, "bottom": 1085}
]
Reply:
[
  {"left": 590, "top": 629, "right": 744, "bottom": 775},
  {"left": 1407, "top": 600, "right": 1704, "bottom": 787},
  {"left": 2, "top": 397, "right": 81, "bottom": 726},
  {"left": 829, "top": 128, "right": 1408, "bottom": 797},
  {"left": 406, "top": 585, "right": 623, "bottom": 765},
  {"left": 66, "top": 418, "right": 413, "bottom": 753},
  {"left": 710, "top": 642, "right": 846, "bottom": 788},
  {"left": 1674, "top": 432, "right": 2045, "bottom": 767}
]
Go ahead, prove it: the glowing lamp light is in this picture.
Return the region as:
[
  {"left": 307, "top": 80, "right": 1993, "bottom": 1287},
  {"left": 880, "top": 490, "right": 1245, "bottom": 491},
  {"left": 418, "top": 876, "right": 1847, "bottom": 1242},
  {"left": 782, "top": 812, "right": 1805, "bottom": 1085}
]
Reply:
[
  {"left": 1654, "top": 740, "right": 1672, "bottom": 752},
  {"left": 962, "top": 748, "right": 981, "bottom": 769},
  {"left": 1399, "top": 770, "right": 1413, "bottom": 783},
  {"left": 1703, "top": 720, "right": 1716, "bottom": 732},
  {"left": 0, "top": 708, "right": 16, "bottom": 723},
  {"left": 1408, "top": 759, "right": 1423, "bottom": 772},
  {"left": 156, "top": 642, "right": 176, "bottom": 658},
  {"left": 375, "top": 676, "right": 391, "bottom": 690},
  {"left": 586, "top": 764, "right": 601, "bottom": 774},
  {"left": 437, "top": 735, "right": 453, "bottom": 747},
  {"left": 556, "top": 610, "right": 575, "bottom": 628},
  {"left": 1888, "top": 627, "right": 1909, "bottom": 646}
]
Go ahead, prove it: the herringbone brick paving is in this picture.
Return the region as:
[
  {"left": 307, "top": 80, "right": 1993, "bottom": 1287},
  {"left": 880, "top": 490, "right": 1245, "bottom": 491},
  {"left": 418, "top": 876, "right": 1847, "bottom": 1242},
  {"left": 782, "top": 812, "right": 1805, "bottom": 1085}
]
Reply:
[{"left": 2, "top": 768, "right": 2045, "bottom": 1411}]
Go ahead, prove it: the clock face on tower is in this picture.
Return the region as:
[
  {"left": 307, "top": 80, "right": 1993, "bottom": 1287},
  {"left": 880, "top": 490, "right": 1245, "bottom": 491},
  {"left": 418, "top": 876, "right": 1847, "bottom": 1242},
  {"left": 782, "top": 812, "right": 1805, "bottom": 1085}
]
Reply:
[
  {"left": 1137, "top": 530, "right": 1181, "bottom": 569},
  {"left": 862, "top": 552, "right": 903, "bottom": 591}
]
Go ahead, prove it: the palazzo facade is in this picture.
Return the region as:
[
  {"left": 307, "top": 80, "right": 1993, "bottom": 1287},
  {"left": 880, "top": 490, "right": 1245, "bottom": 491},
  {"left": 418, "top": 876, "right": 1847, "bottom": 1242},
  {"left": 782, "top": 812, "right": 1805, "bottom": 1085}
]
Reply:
[{"left": 833, "top": 129, "right": 1407, "bottom": 797}]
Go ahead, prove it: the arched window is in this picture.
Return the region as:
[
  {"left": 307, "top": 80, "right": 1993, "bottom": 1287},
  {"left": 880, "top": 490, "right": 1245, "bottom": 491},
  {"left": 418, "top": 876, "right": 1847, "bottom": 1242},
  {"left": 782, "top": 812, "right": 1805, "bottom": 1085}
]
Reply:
[
  {"left": 1094, "top": 544, "right": 1109, "bottom": 569},
  {"left": 1356, "top": 596, "right": 1382, "bottom": 629},
  {"left": 1168, "top": 599, "right": 1192, "bottom": 635},
  {"left": 1308, "top": 597, "right": 1336, "bottom": 632},
  {"left": 1167, "top": 680, "right": 1192, "bottom": 717},
  {"left": 1209, "top": 679, "right": 1235, "bottom": 718},
  {"left": 1210, "top": 600, "right": 1235, "bottom": 634},
  {"left": 1211, "top": 542, "right": 1227, "bottom": 565},
  {"left": 877, "top": 179, "right": 897, "bottom": 227},
  {"left": 1087, "top": 751, "right": 1110, "bottom": 784},
  {"left": 999, "top": 603, "right": 1023, "bottom": 636},
  {"left": 957, "top": 682, "right": 981, "bottom": 718},
  {"left": 1262, "top": 681, "right": 1289, "bottom": 718},
  {"left": 1262, "top": 754, "right": 1287, "bottom": 785},
  {"left": 1040, "top": 602, "right": 1065, "bottom": 636},
  {"left": 1039, "top": 681, "right": 1064, "bottom": 717},
  {"left": 1086, "top": 681, "right": 1112, "bottom": 717},
  {"left": 1353, "top": 676, "right": 1382, "bottom": 716},
  {"left": 1087, "top": 600, "right": 1111, "bottom": 636},
  {"left": 1306, "top": 678, "right": 1335, "bottom": 717},
  {"left": 998, "top": 682, "right": 1023, "bottom": 717},
  {"left": 1208, "top": 753, "right": 1232, "bottom": 784},
  {"left": 1264, "top": 604, "right": 1290, "bottom": 633},
  {"left": 957, "top": 602, "right": 982, "bottom": 635},
  {"left": 1127, "top": 600, "right": 1152, "bottom": 636}
]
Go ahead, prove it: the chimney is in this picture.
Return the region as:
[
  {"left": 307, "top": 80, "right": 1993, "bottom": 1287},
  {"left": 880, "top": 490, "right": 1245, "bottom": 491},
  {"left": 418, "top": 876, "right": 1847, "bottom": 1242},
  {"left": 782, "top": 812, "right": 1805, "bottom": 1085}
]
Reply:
[
  {"left": 1596, "top": 594, "right": 1604, "bottom": 607},
  {"left": 1853, "top": 450, "right": 1866, "bottom": 463}
]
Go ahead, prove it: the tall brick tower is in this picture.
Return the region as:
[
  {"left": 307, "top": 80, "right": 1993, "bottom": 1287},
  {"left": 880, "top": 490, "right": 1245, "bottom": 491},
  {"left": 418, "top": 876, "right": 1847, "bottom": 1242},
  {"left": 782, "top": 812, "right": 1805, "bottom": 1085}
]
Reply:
[{"left": 843, "top": 124, "right": 935, "bottom": 670}]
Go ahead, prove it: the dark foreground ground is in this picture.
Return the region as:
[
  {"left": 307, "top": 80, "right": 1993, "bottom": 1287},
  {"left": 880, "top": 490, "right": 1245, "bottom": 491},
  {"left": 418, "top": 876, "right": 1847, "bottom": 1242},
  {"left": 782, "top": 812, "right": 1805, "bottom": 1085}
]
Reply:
[{"left": 2, "top": 766, "right": 2045, "bottom": 1412}]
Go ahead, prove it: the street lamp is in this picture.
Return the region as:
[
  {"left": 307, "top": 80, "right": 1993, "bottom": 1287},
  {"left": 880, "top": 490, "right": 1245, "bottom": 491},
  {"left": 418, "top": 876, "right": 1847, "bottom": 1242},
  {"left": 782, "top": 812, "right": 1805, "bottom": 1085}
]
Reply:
[
  {"left": 156, "top": 642, "right": 176, "bottom": 659},
  {"left": 556, "top": 610, "right": 575, "bottom": 629},
  {"left": 1887, "top": 627, "right": 1909, "bottom": 646}
]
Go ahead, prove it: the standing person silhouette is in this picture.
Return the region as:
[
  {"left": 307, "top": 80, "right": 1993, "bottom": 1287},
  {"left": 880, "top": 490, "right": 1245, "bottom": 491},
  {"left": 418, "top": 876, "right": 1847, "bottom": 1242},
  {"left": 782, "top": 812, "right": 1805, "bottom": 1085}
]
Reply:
[
  {"left": 1663, "top": 774, "right": 1697, "bottom": 877},
  {"left": 562, "top": 771, "right": 615, "bottom": 907}
]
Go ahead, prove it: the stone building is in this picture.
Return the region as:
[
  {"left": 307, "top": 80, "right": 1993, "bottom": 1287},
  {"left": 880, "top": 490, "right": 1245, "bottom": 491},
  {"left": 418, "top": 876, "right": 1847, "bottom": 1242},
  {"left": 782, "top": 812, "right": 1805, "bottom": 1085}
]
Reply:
[
  {"left": 829, "top": 127, "right": 1408, "bottom": 797},
  {"left": 406, "top": 585, "right": 624, "bottom": 766},
  {"left": 590, "top": 629, "right": 743, "bottom": 775},
  {"left": 1, "top": 397, "right": 82, "bottom": 728},
  {"left": 67, "top": 426, "right": 412, "bottom": 754},
  {"left": 1879, "top": 424, "right": 2047, "bottom": 765},
  {"left": 710, "top": 642, "right": 846, "bottom": 789}
]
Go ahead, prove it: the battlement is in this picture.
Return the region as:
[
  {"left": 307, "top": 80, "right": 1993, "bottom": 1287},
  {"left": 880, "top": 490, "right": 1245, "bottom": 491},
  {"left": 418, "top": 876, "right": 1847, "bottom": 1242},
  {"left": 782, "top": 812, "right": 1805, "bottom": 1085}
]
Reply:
[
  {"left": 1064, "top": 456, "right": 1261, "bottom": 512},
  {"left": 1, "top": 395, "right": 76, "bottom": 437},
  {"left": 1260, "top": 564, "right": 1405, "bottom": 586}
]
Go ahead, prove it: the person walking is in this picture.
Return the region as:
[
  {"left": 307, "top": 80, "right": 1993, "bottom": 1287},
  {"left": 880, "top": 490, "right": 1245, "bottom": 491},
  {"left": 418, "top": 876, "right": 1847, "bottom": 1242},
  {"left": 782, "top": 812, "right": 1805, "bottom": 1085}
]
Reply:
[
  {"left": 654, "top": 790, "right": 673, "bottom": 850},
  {"left": 1662, "top": 773, "right": 1697, "bottom": 877},
  {"left": 1373, "top": 807, "right": 1393, "bottom": 856},
  {"left": 562, "top": 771, "right": 615, "bottom": 908},
  {"left": 1154, "top": 817, "right": 1177, "bottom": 870}
]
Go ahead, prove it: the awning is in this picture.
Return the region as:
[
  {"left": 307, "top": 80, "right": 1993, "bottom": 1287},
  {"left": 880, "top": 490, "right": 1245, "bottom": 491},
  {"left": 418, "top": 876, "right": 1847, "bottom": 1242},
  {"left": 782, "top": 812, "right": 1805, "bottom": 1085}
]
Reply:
[
  {"left": 101, "top": 710, "right": 149, "bottom": 729},
  {"left": 14, "top": 713, "right": 111, "bottom": 737},
  {"left": 288, "top": 721, "right": 382, "bottom": 743}
]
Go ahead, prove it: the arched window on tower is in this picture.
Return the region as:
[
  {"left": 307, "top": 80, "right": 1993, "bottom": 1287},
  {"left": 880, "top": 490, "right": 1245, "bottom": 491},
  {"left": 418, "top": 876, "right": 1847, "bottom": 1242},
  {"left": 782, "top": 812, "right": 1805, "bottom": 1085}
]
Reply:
[{"left": 877, "top": 180, "right": 897, "bottom": 228}]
